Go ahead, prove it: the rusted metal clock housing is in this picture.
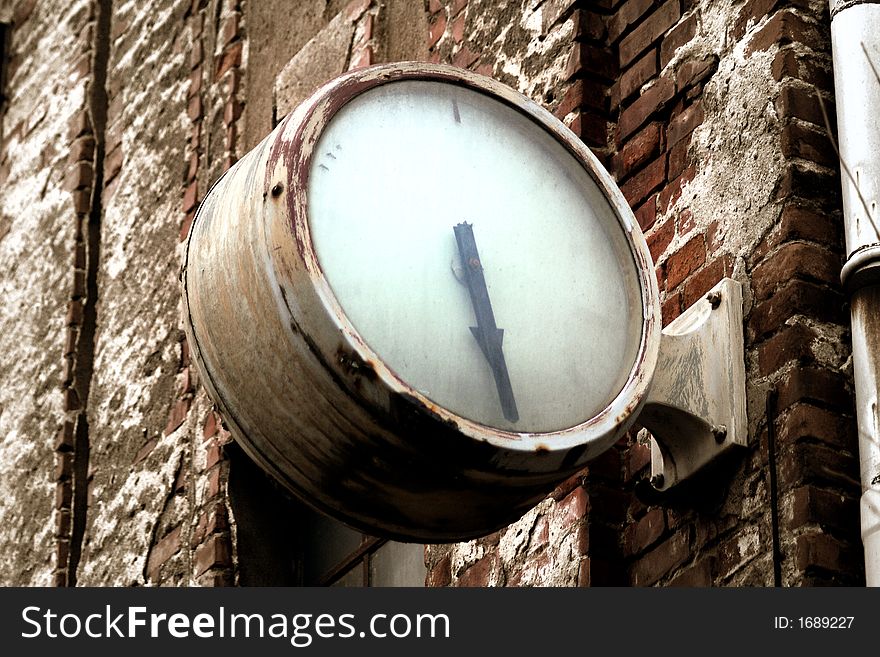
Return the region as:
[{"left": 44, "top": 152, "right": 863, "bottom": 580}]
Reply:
[{"left": 181, "top": 62, "right": 661, "bottom": 542}]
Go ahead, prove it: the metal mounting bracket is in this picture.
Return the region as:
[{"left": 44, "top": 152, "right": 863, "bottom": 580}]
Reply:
[{"left": 636, "top": 278, "right": 747, "bottom": 492}]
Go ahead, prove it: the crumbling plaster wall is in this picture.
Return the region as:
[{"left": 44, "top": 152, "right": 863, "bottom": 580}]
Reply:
[{"left": 0, "top": 0, "right": 91, "bottom": 586}]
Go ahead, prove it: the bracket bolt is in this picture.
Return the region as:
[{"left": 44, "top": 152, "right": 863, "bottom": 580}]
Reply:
[
  {"left": 706, "top": 290, "right": 722, "bottom": 308},
  {"left": 650, "top": 474, "right": 665, "bottom": 489},
  {"left": 712, "top": 425, "right": 727, "bottom": 443}
]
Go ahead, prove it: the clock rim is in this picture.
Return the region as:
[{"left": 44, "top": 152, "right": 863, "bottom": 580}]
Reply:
[{"left": 281, "top": 61, "right": 661, "bottom": 462}]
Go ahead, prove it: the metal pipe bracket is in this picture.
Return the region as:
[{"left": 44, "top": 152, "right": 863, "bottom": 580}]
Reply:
[{"left": 636, "top": 278, "right": 747, "bottom": 491}]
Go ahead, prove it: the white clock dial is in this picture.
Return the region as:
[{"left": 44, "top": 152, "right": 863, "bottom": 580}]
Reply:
[{"left": 308, "top": 80, "right": 643, "bottom": 433}]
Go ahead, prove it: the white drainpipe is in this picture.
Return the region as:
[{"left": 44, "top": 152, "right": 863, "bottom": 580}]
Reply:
[{"left": 830, "top": 0, "right": 880, "bottom": 586}]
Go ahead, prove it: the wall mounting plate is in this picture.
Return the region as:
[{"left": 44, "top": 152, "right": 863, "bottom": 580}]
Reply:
[{"left": 636, "top": 278, "right": 747, "bottom": 491}]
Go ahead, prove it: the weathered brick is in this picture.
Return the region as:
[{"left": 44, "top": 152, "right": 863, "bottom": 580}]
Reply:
[
  {"left": 646, "top": 216, "right": 673, "bottom": 261},
  {"left": 778, "top": 442, "right": 859, "bottom": 492},
  {"left": 214, "top": 41, "right": 242, "bottom": 80},
  {"left": 624, "top": 441, "right": 651, "bottom": 482},
  {"left": 620, "top": 155, "right": 665, "bottom": 207},
  {"left": 757, "top": 322, "right": 817, "bottom": 375},
  {"left": 619, "top": 0, "right": 680, "bottom": 67},
  {"left": 777, "top": 366, "right": 852, "bottom": 413},
  {"left": 541, "top": 0, "right": 578, "bottom": 34},
  {"left": 660, "top": 13, "right": 697, "bottom": 68},
  {"left": 668, "top": 101, "right": 703, "bottom": 147},
  {"left": 608, "top": 0, "right": 653, "bottom": 43},
  {"left": 68, "top": 136, "right": 95, "bottom": 166},
  {"left": 778, "top": 403, "right": 855, "bottom": 451},
  {"left": 668, "top": 557, "right": 714, "bottom": 586},
  {"left": 427, "top": 554, "right": 451, "bottom": 587},
  {"left": 776, "top": 84, "right": 833, "bottom": 129},
  {"left": 194, "top": 534, "right": 232, "bottom": 576},
  {"left": 146, "top": 525, "right": 182, "bottom": 581},
  {"left": 565, "top": 42, "right": 618, "bottom": 81},
  {"left": 659, "top": 163, "right": 695, "bottom": 212},
  {"left": 667, "top": 134, "right": 690, "bottom": 179},
  {"left": 675, "top": 54, "right": 718, "bottom": 92},
  {"left": 55, "top": 422, "right": 75, "bottom": 452},
  {"left": 616, "top": 47, "right": 658, "bottom": 105},
  {"left": 615, "top": 121, "right": 661, "bottom": 179},
  {"left": 428, "top": 12, "right": 446, "bottom": 48},
  {"left": 182, "top": 180, "right": 199, "bottom": 214},
  {"left": 64, "top": 161, "right": 94, "bottom": 192},
  {"left": 751, "top": 242, "right": 841, "bottom": 301},
  {"left": 781, "top": 120, "right": 836, "bottom": 167},
  {"left": 665, "top": 234, "right": 705, "bottom": 289},
  {"left": 55, "top": 481, "right": 72, "bottom": 510},
  {"left": 164, "top": 397, "right": 191, "bottom": 436},
  {"left": 457, "top": 552, "right": 498, "bottom": 587},
  {"left": 630, "top": 530, "right": 689, "bottom": 586},
  {"left": 748, "top": 279, "right": 844, "bottom": 341},
  {"left": 618, "top": 76, "right": 674, "bottom": 141},
  {"left": 788, "top": 486, "right": 858, "bottom": 536},
  {"left": 623, "top": 508, "right": 665, "bottom": 556},
  {"left": 104, "top": 144, "right": 123, "bottom": 186},
  {"left": 661, "top": 289, "right": 682, "bottom": 325},
  {"left": 795, "top": 533, "right": 858, "bottom": 574},
  {"left": 55, "top": 509, "right": 71, "bottom": 538},
  {"left": 551, "top": 486, "right": 589, "bottom": 528},
  {"left": 746, "top": 9, "right": 824, "bottom": 55},
  {"left": 571, "top": 9, "right": 606, "bottom": 42},
  {"left": 682, "top": 254, "right": 733, "bottom": 308},
  {"left": 452, "top": 45, "right": 479, "bottom": 69},
  {"left": 634, "top": 196, "right": 657, "bottom": 231}
]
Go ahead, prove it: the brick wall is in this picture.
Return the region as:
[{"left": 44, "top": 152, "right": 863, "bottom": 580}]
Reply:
[{"left": 0, "top": 0, "right": 862, "bottom": 586}]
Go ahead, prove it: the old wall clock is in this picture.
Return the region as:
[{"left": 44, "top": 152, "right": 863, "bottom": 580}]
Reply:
[{"left": 182, "top": 62, "right": 744, "bottom": 541}]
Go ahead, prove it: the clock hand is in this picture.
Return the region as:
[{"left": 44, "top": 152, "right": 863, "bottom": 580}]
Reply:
[{"left": 453, "top": 222, "right": 519, "bottom": 423}]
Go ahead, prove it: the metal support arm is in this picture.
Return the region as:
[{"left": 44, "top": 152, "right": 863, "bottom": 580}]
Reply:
[{"left": 636, "top": 278, "right": 747, "bottom": 491}]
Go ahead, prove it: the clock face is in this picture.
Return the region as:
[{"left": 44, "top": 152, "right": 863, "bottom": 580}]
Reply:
[{"left": 307, "top": 80, "right": 643, "bottom": 434}]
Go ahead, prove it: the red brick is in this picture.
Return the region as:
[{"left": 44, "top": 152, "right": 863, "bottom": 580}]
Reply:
[
  {"left": 665, "top": 235, "right": 705, "bottom": 290},
  {"left": 214, "top": 41, "right": 242, "bottom": 80},
  {"left": 634, "top": 196, "right": 657, "bottom": 231},
  {"left": 751, "top": 204, "right": 842, "bottom": 267},
  {"left": 620, "top": 156, "right": 666, "bottom": 207},
  {"left": 55, "top": 422, "right": 75, "bottom": 452},
  {"left": 180, "top": 210, "right": 195, "bottom": 243},
  {"left": 788, "top": 485, "right": 858, "bottom": 536},
  {"left": 164, "top": 397, "right": 191, "bottom": 436},
  {"left": 576, "top": 110, "right": 609, "bottom": 148},
  {"left": 104, "top": 144, "right": 123, "bottom": 185},
  {"left": 778, "top": 403, "right": 856, "bottom": 451},
  {"left": 660, "top": 13, "right": 697, "bottom": 68},
  {"left": 646, "top": 217, "right": 673, "bottom": 261},
  {"left": 630, "top": 530, "right": 689, "bottom": 586},
  {"left": 757, "top": 323, "right": 818, "bottom": 375},
  {"left": 220, "top": 12, "right": 240, "bottom": 47},
  {"left": 565, "top": 42, "right": 618, "bottom": 81},
  {"left": 194, "top": 534, "right": 232, "bottom": 576},
  {"left": 68, "top": 110, "right": 90, "bottom": 141},
  {"left": 669, "top": 558, "right": 714, "bottom": 586},
  {"left": 668, "top": 101, "right": 703, "bottom": 147},
  {"left": 772, "top": 48, "right": 833, "bottom": 89},
  {"left": 623, "top": 508, "right": 665, "bottom": 556},
  {"left": 682, "top": 255, "right": 733, "bottom": 308},
  {"left": 55, "top": 481, "right": 72, "bottom": 510},
  {"left": 68, "top": 136, "right": 95, "bottom": 166},
  {"left": 616, "top": 48, "right": 658, "bottom": 105},
  {"left": 619, "top": 0, "right": 680, "bottom": 67},
  {"left": 746, "top": 9, "right": 824, "bottom": 55},
  {"left": 541, "top": 0, "right": 577, "bottom": 33},
  {"left": 624, "top": 441, "right": 651, "bottom": 482},
  {"left": 659, "top": 165, "right": 696, "bottom": 212},
  {"left": 618, "top": 76, "right": 674, "bottom": 141},
  {"left": 781, "top": 121, "right": 835, "bottom": 167},
  {"left": 571, "top": 9, "right": 606, "bottom": 42},
  {"left": 777, "top": 366, "right": 852, "bottom": 413},
  {"left": 427, "top": 554, "right": 451, "bottom": 587},
  {"left": 752, "top": 242, "right": 840, "bottom": 301},
  {"left": 427, "top": 0, "right": 442, "bottom": 15},
  {"left": 147, "top": 525, "right": 182, "bottom": 581},
  {"left": 452, "top": 45, "right": 479, "bottom": 69},
  {"left": 133, "top": 436, "right": 159, "bottom": 464},
  {"left": 608, "top": 0, "right": 653, "bottom": 43},
  {"left": 748, "top": 279, "right": 844, "bottom": 341},
  {"left": 206, "top": 465, "right": 222, "bottom": 498},
  {"left": 64, "top": 161, "right": 93, "bottom": 192},
  {"left": 661, "top": 290, "right": 682, "bottom": 325},
  {"left": 675, "top": 54, "right": 718, "bottom": 92},
  {"left": 457, "top": 552, "right": 498, "bottom": 587},
  {"left": 778, "top": 442, "right": 859, "bottom": 493},
  {"left": 428, "top": 13, "right": 446, "bottom": 48},
  {"left": 223, "top": 98, "right": 242, "bottom": 125},
  {"left": 189, "top": 66, "right": 202, "bottom": 97},
  {"left": 552, "top": 486, "right": 589, "bottom": 528},
  {"left": 182, "top": 180, "right": 199, "bottom": 214},
  {"left": 795, "top": 533, "right": 858, "bottom": 574},
  {"left": 55, "top": 509, "right": 71, "bottom": 538},
  {"left": 13, "top": 0, "right": 37, "bottom": 24},
  {"left": 776, "top": 84, "right": 833, "bottom": 129},
  {"left": 615, "top": 122, "right": 661, "bottom": 179},
  {"left": 205, "top": 443, "right": 223, "bottom": 470}
]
